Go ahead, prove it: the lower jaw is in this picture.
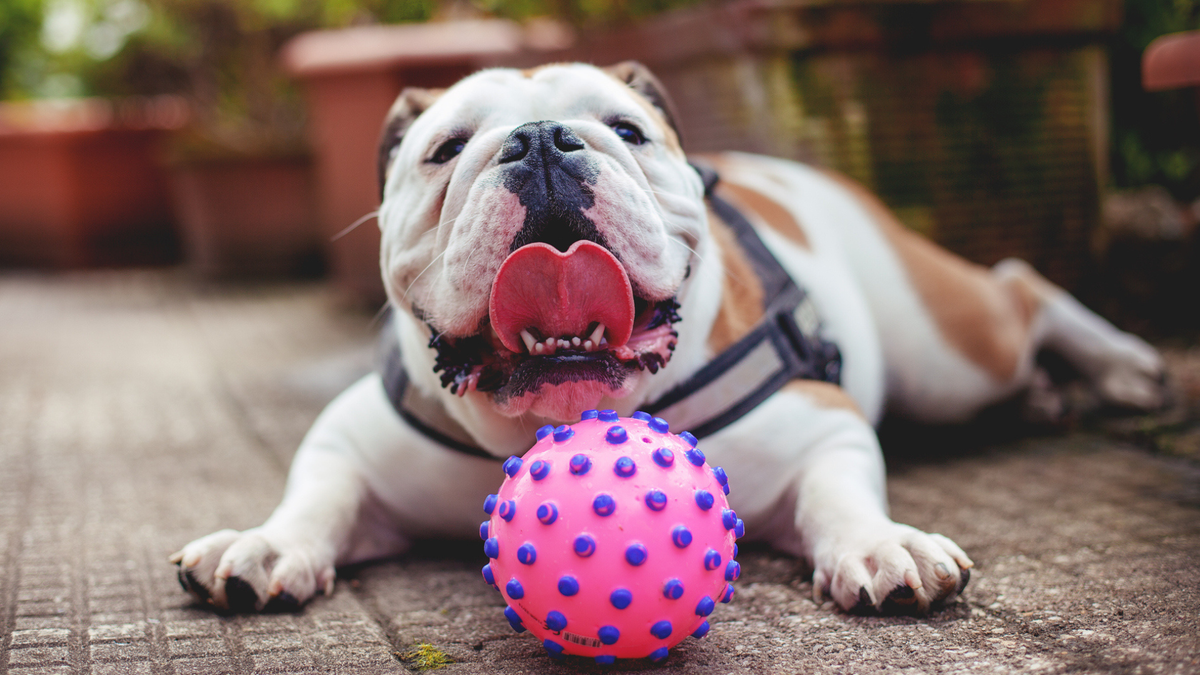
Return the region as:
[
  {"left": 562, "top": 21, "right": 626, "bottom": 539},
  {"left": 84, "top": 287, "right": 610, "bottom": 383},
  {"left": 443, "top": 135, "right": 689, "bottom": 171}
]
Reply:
[{"left": 491, "top": 370, "right": 643, "bottom": 421}]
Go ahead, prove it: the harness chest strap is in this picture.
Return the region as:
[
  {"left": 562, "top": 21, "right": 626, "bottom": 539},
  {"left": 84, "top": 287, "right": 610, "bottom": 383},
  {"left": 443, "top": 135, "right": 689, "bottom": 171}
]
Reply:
[{"left": 379, "top": 193, "right": 842, "bottom": 460}]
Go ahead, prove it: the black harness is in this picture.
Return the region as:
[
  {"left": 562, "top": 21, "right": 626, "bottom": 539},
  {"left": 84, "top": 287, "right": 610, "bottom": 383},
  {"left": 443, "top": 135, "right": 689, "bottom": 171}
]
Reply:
[{"left": 380, "top": 174, "right": 841, "bottom": 460}]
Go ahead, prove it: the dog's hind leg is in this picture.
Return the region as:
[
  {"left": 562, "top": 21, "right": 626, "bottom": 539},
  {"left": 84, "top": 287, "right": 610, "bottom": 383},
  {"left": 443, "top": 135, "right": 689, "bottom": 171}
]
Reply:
[
  {"left": 814, "top": 168, "right": 1165, "bottom": 422},
  {"left": 995, "top": 258, "right": 1166, "bottom": 411}
]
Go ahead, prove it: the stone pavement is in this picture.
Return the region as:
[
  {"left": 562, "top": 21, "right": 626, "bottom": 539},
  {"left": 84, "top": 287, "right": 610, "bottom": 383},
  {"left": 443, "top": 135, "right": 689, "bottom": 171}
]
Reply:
[{"left": 1, "top": 270, "right": 1198, "bottom": 674}]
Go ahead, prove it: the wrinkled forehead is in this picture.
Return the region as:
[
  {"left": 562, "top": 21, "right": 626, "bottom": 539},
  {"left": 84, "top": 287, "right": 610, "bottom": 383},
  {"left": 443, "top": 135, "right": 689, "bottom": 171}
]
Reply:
[{"left": 418, "top": 65, "right": 656, "bottom": 135}]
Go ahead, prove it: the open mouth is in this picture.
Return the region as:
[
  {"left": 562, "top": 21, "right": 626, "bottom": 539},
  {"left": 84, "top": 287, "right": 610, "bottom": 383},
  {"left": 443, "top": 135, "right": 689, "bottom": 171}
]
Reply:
[{"left": 428, "top": 241, "right": 680, "bottom": 401}]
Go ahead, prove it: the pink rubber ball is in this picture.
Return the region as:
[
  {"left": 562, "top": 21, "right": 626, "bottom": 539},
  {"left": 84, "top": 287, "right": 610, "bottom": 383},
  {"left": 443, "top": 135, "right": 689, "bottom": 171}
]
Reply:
[{"left": 480, "top": 410, "right": 741, "bottom": 664}]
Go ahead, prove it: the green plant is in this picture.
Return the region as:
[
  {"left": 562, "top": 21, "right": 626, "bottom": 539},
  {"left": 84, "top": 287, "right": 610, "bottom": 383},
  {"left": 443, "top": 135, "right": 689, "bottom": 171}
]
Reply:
[{"left": 1111, "top": 0, "right": 1200, "bottom": 200}]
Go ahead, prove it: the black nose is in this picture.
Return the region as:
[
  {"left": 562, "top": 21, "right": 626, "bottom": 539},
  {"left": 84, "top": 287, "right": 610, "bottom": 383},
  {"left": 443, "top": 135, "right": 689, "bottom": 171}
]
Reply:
[
  {"left": 501, "top": 121, "right": 604, "bottom": 254},
  {"left": 499, "top": 121, "right": 585, "bottom": 165}
]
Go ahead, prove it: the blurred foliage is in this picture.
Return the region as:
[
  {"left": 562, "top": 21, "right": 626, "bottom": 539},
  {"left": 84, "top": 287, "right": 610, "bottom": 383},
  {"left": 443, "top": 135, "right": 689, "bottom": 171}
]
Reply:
[
  {"left": 0, "top": 0, "right": 702, "bottom": 154},
  {"left": 1111, "top": 0, "right": 1200, "bottom": 200}
]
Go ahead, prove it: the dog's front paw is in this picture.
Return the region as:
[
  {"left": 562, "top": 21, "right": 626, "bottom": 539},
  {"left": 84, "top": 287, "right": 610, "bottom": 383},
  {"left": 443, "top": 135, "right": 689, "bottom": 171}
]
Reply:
[
  {"left": 170, "top": 529, "right": 336, "bottom": 612},
  {"left": 812, "top": 523, "right": 972, "bottom": 616}
]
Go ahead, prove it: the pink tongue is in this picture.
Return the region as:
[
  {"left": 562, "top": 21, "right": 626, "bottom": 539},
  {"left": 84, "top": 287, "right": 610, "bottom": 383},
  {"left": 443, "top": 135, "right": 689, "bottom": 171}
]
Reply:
[{"left": 490, "top": 241, "right": 634, "bottom": 353}]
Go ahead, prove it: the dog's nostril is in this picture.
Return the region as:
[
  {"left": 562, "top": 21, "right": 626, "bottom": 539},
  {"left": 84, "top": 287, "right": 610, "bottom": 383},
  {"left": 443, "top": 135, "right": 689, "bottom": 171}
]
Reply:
[
  {"left": 499, "top": 133, "right": 530, "bottom": 164},
  {"left": 554, "top": 127, "right": 584, "bottom": 153}
]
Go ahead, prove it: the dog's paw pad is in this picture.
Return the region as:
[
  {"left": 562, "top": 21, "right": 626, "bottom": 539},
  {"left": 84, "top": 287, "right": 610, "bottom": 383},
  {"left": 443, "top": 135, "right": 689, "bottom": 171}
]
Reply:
[{"left": 224, "top": 576, "right": 262, "bottom": 613}]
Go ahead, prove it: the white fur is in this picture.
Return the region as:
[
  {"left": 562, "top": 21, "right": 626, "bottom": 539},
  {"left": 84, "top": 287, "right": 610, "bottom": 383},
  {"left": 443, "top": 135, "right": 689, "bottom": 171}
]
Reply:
[{"left": 173, "top": 64, "right": 1164, "bottom": 615}]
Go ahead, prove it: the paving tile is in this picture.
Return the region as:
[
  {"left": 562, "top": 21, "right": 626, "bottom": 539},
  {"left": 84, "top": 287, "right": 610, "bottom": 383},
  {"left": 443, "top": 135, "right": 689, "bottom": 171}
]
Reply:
[{"left": 2, "top": 271, "right": 1197, "bottom": 674}]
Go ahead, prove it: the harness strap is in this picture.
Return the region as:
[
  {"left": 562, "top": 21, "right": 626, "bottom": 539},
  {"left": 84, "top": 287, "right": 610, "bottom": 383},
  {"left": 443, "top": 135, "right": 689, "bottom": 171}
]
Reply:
[{"left": 380, "top": 181, "right": 841, "bottom": 458}]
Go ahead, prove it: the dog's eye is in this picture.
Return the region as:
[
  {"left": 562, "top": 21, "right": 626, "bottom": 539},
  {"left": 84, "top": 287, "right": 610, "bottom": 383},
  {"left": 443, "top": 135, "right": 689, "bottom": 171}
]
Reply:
[
  {"left": 429, "top": 138, "right": 467, "bottom": 164},
  {"left": 611, "top": 122, "right": 645, "bottom": 145}
]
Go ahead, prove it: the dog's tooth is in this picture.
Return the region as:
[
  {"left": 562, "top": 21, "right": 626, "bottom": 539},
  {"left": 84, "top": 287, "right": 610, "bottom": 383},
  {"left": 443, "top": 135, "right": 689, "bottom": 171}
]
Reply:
[
  {"left": 557, "top": 339, "right": 570, "bottom": 350},
  {"left": 534, "top": 342, "right": 545, "bottom": 354},
  {"left": 583, "top": 340, "right": 594, "bottom": 351},
  {"left": 572, "top": 337, "right": 582, "bottom": 348},
  {"left": 544, "top": 338, "right": 557, "bottom": 354},
  {"left": 588, "top": 323, "right": 605, "bottom": 346},
  {"left": 520, "top": 329, "right": 537, "bottom": 353}
]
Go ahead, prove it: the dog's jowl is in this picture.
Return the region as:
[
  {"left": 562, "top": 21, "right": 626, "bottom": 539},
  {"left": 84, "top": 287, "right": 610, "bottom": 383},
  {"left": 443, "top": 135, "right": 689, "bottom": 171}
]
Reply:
[{"left": 173, "top": 62, "right": 1166, "bottom": 617}]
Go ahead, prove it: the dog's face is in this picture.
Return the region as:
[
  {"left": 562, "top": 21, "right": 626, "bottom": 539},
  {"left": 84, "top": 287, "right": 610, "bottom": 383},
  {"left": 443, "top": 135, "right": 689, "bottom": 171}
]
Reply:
[{"left": 377, "top": 63, "right": 707, "bottom": 422}]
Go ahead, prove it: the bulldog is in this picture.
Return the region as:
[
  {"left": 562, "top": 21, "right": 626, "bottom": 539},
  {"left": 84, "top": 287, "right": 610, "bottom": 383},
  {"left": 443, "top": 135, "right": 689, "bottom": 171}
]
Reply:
[{"left": 172, "top": 62, "right": 1166, "bottom": 619}]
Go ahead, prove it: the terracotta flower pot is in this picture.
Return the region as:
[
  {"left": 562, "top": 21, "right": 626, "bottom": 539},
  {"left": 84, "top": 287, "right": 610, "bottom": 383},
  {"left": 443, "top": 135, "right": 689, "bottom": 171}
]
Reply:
[
  {"left": 280, "top": 19, "right": 571, "bottom": 306},
  {"left": 171, "top": 154, "right": 321, "bottom": 279},
  {"left": 0, "top": 97, "right": 186, "bottom": 268}
]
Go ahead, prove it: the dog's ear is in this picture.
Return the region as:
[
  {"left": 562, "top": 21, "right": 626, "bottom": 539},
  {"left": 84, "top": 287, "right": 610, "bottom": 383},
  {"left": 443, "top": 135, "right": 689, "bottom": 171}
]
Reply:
[
  {"left": 378, "top": 87, "right": 444, "bottom": 200},
  {"left": 604, "top": 61, "right": 684, "bottom": 148}
]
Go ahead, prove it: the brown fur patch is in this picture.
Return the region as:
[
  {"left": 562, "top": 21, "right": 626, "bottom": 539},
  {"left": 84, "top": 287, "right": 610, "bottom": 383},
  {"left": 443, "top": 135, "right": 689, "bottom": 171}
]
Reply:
[
  {"left": 718, "top": 182, "right": 809, "bottom": 249},
  {"left": 707, "top": 206, "right": 766, "bottom": 354},
  {"left": 821, "top": 170, "right": 1045, "bottom": 383},
  {"left": 782, "top": 380, "right": 866, "bottom": 419}
]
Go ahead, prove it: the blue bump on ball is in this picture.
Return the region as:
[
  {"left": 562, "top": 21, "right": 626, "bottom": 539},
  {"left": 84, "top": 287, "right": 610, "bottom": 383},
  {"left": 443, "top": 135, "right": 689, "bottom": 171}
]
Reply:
[
  {"left": 733, "top": 544, "right": 739, "bottom": 558},
  {"left": 479, "top": 520, "right": 489, "bottom": 540},
  {"left": 645, "top": 489, "right": 667, "bottom": 511},
  {"left": 692, "top": 620, "right": 711, "bottom": 639},
  {"left": 553, "top": 425, "right": 574, "bottom": 442},
  {"left": 544, "top": 639, "right": 565, "bottom": 659},
  {"left": 483, "top": 493, "right": 498, "bottom": 514},
  {"left": 663, "top": 578, "right": 685, "bottom": 600},
  {"left": 546, "top": 611, "right": 568, "bottom": 632},
  {"left": 499, "top": 500, "right": 516, "bottom": 521},
  {"left": 529, "top": 460, "right": 551, "bottom": 481},
  {"left": 721, "top": 584, "right": 735, "bottom": 603},
  {"left": 679, "top": 431, "right": 698, "bottom": 447},
  {"left": 722, "top": 509, "right": 738, "bottom": 530},
  {"left": 625, "top": 543, "right": 648, "bottom": 566},
  {"left": 712, "top": 466, "right": 728, "bottom": 486},
  {"left": 606, "top": 426, "right": 628, "bottom": 444},
  {"left": 722, "top": 483, "right": 731, "bottom": 496},
  {"left": 671, "top": 525, "right": 693, "bottom": 548},
  {"left": 610, "top": 588, "right": 632, "bottom": 609},
  {"left": 695, "top": 595, "right": 715, "bottom": 617},
  {"left": 569, "top": 454, "right": 591, "bottom": 475},
  {"left": 685, "top": 448, "right": 706, "bottom": 466},
  {"left": 481, "top": 563, "right": 494, "bottom": 586},
  {"left": 503, "top": 456, "right": 522, "bottom": 477},
  {"left": 504, "top": 606, "right": 525, "bottom": 633},
  {"left": 632, "top": 410, "right": 652, "bottom": 422},
  {"left": 581, "top": 409, "right": 599, "bottom": 420},
  {"left": 593, "top": 493, "right": 616, "bottom": 516},
  {"left": 653, "top": 446, "right": 674, "bottom": 467},
  {"left": 558, "top": 575, "right": 580, "bottom": 596},
  {"left": 725, "top": 560, "right": 741, "bottom": 581},
  {"left": 535, "top": 424, "right": 554, "bottom": 440},
  {"left": 649, "top": 647, "right": 669, "bottom": 662},
  {"left": 537, "top": 501, "right": 558, "bottom": 525},
  {"left": 595, "top": 655, "right": 615, "bottom": 665},
  {"left": 614, "top": 456, "right": 636, "bottom": 477},
  {"left": 599, "top": 409, "right": 619, "bottom": 422},
  {"left": 650, "top": 416, "right": 669, "bottom": 433},
  {"left": 483, "top": 537, "right": 498, "bottom": 559},
  {"left": 506, "top": 578, "right": 524, "bottom": 599},
  {"left": 650, "top": 620, "right": 673, "bottom": 639},
  {"left": 704, "top": 549, "right": 722, "bottom": 571},
  {"left": 598, "top": 625, "right": 620, "bottom": 645},
  {"left": 517, "top": 543, "right": 537, "bottom": 565},
  {"left": 735, "top": 519, "right": 745, "bottom": 538},
  {"left": 573, "top": 534, "right": 596, "bottom": 557},
  {"left": 694, "top": 490, "right": 714, "bottom": 510}
]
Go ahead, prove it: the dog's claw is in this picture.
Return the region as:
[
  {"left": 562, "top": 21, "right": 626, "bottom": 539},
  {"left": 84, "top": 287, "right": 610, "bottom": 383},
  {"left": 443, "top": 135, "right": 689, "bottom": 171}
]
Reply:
[{"left": 850, "top": 586, "right": 874, "bottom": 615}]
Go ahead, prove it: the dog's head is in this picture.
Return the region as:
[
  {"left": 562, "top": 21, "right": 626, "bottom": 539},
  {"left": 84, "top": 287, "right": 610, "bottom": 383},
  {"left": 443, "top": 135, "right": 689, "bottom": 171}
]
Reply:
[{"left": 377, "top": 62, "right": 707, "bottom": 422}]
